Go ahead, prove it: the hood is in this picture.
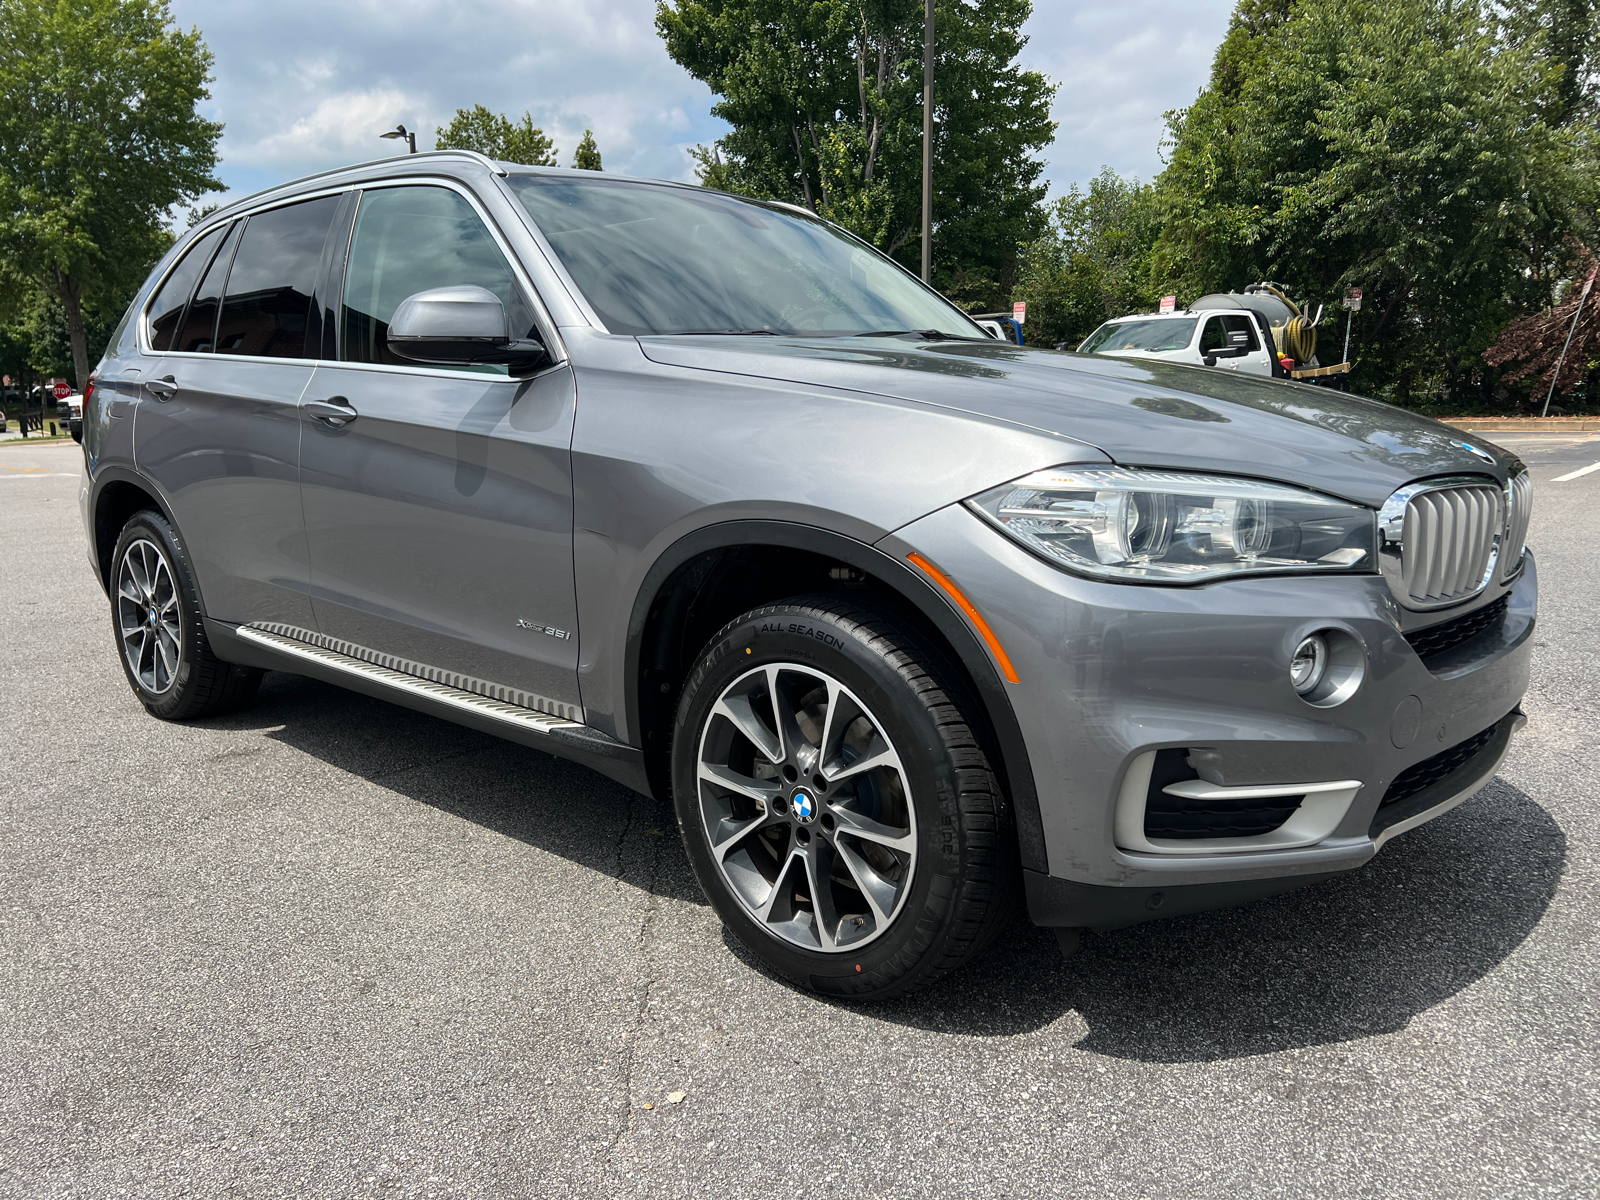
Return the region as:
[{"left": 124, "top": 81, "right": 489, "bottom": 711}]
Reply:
[{"left": 637, "top": 336, "right": 1514, "bottom": 509}]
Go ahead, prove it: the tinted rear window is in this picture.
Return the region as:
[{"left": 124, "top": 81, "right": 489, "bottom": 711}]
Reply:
[
  {"left": 147, "top": 225, "right": 227, "bottom": 352},
  {"left": 175, "top": 223, "right": 240, "bottom": 354},
  {"left": 216, "top": 196, "right": 341, "bottom": 359}
]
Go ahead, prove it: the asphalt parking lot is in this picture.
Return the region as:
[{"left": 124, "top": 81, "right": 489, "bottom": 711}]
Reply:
[{"left": 2, "top": 432, "right": 1597, "bottom": 1199}]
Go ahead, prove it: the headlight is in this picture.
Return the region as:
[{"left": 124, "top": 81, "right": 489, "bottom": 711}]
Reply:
[{"left": 966, "top": 467, "right": 1376, "bottom": 584}]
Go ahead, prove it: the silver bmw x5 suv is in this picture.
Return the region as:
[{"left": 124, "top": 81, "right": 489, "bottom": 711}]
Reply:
[{"left": 81, "top": 152, "right": 1535, "bottom": 999}]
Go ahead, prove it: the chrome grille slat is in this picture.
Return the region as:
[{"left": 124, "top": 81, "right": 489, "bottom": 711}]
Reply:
[{"left": 1380, "top": 478, "right": 1504, "bottom": 609}]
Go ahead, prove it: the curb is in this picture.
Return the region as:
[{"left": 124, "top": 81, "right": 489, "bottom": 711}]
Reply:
[{"left": 1443, "top": 417, "right": 1600, "bottom": 432}]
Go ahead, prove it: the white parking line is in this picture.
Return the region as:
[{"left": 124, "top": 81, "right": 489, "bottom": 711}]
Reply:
[
  {"left": 1551, "top": 461, "right": 1600, "bottom": 482},
  {"left": 0, "top": 471, "right": 81, "bottom": 479}
]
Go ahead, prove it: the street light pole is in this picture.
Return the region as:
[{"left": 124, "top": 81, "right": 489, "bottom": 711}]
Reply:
[
  {"left": 921, "top": 0, "right": 933, "bottom": 284},
  {"left": 381, "top": 125, "right": 417, "bottom": 154}
]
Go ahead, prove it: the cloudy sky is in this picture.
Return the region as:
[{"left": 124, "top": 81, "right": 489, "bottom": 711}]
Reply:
[{"left": 170, "top": 0, "right": 1235, "bottom": 207}]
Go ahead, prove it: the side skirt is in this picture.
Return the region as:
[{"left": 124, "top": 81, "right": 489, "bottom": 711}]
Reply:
[{"left": 207, "top": 619, "right": 650, "bottom": 796}]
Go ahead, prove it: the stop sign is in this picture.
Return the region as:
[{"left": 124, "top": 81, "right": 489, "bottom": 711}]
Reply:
[{"left": 52, "top": 382, "right": 71, "bottom": 400}]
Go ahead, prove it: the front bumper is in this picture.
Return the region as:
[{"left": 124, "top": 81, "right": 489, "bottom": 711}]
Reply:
[{"left": 881, "top": 504, "right": 1535, "bottom": 923}]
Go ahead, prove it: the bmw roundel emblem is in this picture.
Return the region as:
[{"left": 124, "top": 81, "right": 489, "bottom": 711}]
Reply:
[
  {"left": 791, "top": 788, "right": 816, "bottom": 823},
  {"left": 1453, "top": 440, "right": 1496, "bottom": 465}
]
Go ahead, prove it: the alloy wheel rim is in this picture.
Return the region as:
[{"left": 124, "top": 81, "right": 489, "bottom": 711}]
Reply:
[
  {"left": 116, "top": 538, "right": 181, "bottom": 695},
  {"left": 695, "top": 662, "right": 918, "bottom": 953}
]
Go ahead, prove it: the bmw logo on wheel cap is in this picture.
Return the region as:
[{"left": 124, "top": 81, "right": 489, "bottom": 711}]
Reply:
[{"left": 791, "top": 787, "right": 817, "bottom": 823}]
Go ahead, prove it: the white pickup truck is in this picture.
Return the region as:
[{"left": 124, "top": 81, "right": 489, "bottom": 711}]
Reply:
[
  {"left": 1072, "top": 285, "right": 1350, "bottom": 385},
  {"left": 1077, "top": 307, "right": 1279, "bottom": 375}
]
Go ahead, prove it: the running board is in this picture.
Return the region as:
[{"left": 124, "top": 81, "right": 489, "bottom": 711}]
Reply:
[{"left": 220, "top": 622, "right": 650, "bottom": 796}]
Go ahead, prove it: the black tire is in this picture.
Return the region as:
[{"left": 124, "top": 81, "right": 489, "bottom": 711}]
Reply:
[
  {"left": 109, "top": 509, "right": 262, "bottom": 720},
  {"left": 672, "top": 597, "right": 1018, "bottom": 1000}
]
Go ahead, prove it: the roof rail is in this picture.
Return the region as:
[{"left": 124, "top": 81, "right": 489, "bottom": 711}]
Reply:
[{"left": 203, "top": 149, "right": 510, "bottom": 224}]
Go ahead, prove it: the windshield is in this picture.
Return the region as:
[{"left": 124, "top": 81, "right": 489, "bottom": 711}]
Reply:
[
  {"left": 1079, "top": 317, "right": 1198, "bottom": 354},
  {"left": 508, "top": 175, "right": 980, "bottom": 338}
]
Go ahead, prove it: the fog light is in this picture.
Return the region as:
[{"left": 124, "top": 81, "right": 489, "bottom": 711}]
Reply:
[{"left": 1290, "top": 634, "right": 1329, "bottom": 695}]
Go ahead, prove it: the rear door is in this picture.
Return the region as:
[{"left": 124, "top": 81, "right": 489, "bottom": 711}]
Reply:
[
  {"left": 298, "top": 182, "right": 581, "bottom": 722},
  {"left": 134, "top": 194, "right": 344, "bottom": 628}
]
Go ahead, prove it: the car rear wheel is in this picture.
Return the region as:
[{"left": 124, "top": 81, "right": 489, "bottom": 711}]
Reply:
[
  {"left": 110, "top": 510, "right": 262, "bottom": 720},
  {"left": 672, "top": 597, "right": 1017, "bottom": 999}
]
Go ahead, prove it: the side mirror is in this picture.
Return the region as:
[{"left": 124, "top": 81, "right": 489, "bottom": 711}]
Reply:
[{"left": 387, "top": 285, "right": 546, "bottom": 370}]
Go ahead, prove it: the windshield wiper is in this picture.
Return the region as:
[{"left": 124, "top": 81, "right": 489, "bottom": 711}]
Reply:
[
  {"left": 854, "top": 329, "right": 989, "bottom": 342},
  {"left": 662, "top": 328, "right": 781, "bottom": 336}
]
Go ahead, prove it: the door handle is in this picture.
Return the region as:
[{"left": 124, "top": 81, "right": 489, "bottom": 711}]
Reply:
[
  {"left": 306, "top": 397, "right": 358, "bottom": 427},
  {"left": 144, "top": 375, "right": 177, "bottom": 400}
]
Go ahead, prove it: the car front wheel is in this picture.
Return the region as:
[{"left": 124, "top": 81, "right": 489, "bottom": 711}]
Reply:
[{"left": 673, "top": 598, "right": 1017, "bottom": 999}]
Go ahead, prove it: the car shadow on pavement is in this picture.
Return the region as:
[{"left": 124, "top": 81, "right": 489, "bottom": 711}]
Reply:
[
  {"left": 210, "top": 672, "right": 706, "bottom": 907},
  {"left": 872, "top": 779, "right": 1564, "bottom": 1061},
  {"left": 216, "top": 674, "right": 1563, "bottom": 1062}
]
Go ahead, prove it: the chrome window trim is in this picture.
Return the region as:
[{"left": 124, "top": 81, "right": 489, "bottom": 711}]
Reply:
[
  {"left": 138, "top": 175, "right": 567, "bottom": 374},
  {"left": 1377, "top": 474, "right": 1506, "bottom": 611}
]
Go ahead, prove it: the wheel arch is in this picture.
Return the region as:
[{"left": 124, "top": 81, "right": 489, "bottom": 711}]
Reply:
[
  {"left": 89, "top": 467, "right": 179, "bottom": 597},
  {"left": 625, "top": 519, "right": 1047, "bottom": 873}
]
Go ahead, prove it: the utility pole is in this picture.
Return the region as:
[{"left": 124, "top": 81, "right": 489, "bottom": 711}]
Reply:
[
  {"left": 1542, "top": 267, "right": 1596, "bottom": 417},
  {"left": 921, "top": 0, "right": 933, "bottom": 283}
]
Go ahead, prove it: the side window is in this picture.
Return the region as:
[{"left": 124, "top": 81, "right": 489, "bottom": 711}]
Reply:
[
  {"left": 1222, "top": 313, "right": 1260, "bottom": 351},
  {"left": 215, "top": 195, "right": 341, "bottom": 360},
  {"left": 340, "top": 186, "right": 528, "bottom": 373},
  {"left": 146, "top": 225, "right": 227, "bottom": 352},
  {"left": 1198, "top": 314, "right": 1260, "bottom": 353},
  {"left": 175, "top": 222, "right": 241, "bottom": 354}
]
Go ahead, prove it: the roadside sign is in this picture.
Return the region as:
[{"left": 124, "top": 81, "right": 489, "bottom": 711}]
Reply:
[
  {"left": 1159, "top": 295, "right": 1176, "bottom": 314},
  {"left": 1343, "top": 288, "right": 1362, "bottom": 311},
  {"left": 1581, "top": 269, "right": 1596, "bottom": 300},
  {"left": 1012, "top": 301, "right": 1026, "bottom": 325},
  {"left": 51, "top": 382, "right": 71, "bottom": 400}
]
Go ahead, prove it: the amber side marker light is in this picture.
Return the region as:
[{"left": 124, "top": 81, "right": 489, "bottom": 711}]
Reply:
[{"left": 905, "top": 552, "right": 1020, "bottom": 684}]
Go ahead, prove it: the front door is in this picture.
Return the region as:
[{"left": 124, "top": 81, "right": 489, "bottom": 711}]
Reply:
[
  {"left": 299, "top": 183, "right": 582, "bottom": 721},
  {"left": 1197, "top": 312, "right": 1272, "bottom": 375},
  {"left": 134, "top": 194, "right": 343, "bottom": 628}
]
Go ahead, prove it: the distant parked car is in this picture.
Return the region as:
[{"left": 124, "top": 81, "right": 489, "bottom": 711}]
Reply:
[{"left": 56, "top": 391, "right": 84, "bottom": 442}]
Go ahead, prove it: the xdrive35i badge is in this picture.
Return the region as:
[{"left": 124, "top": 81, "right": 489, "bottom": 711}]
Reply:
[{"left": 516, "top": 619, "right": 571, "bottom": 640}]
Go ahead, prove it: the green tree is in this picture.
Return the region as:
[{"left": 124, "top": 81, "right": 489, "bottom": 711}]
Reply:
[
  {"left": 435, "top": 105, "right": 558, "bottom": 165},
  {"left": 4, "top": 275, "right": 144, "bottom": 380},
  {"left": 0, "top": 0, "right": 221, "bottom": 390},
  {"left": 572, "top": 129, "right": 603, "bottom": 170},
  {"left": 1495, "top": 0, "right": 1598, "bottom": 123},
  {"left": 1155, "top": 0, "right": 1592, "bottom": 405},
  {"left": 657, "top": 0, "right": 1055, "bottom": 304},
  {"left": 1012, "top": 169, "right": 1163, "bottom": 350}
]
